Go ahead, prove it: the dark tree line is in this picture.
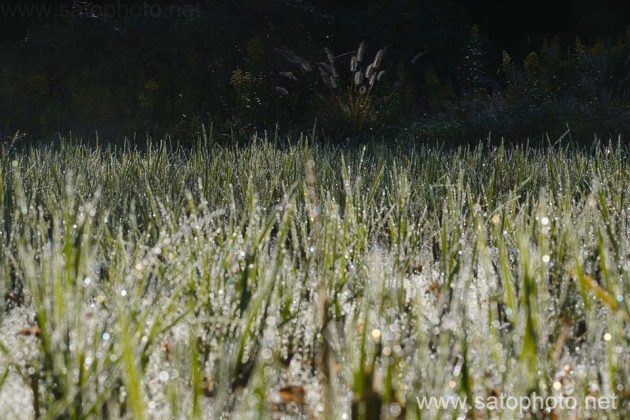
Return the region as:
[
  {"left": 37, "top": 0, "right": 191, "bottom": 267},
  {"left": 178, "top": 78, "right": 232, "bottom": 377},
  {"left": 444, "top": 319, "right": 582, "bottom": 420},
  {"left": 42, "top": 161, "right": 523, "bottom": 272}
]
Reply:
[{"left": 1, "top": 1, "right": 629, "bottom": 141}]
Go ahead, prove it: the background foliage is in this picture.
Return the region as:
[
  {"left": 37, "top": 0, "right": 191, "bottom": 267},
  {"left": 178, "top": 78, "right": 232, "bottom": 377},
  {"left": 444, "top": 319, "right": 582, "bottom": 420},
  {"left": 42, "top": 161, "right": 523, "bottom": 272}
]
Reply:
[{"left": 1, "top": 0, "right": 630, "bottom": 141}]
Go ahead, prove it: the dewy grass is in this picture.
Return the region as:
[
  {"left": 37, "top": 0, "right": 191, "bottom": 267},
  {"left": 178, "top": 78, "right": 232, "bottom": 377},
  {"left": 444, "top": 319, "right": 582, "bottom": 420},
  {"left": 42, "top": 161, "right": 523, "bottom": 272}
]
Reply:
[{"left": 0, "top": 134, "right": 628, "bottom": 419}]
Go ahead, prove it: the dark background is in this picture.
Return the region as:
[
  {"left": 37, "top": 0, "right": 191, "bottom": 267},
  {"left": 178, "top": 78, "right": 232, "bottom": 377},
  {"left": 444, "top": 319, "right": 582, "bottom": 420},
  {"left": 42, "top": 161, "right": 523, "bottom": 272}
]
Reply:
[
  {"left": 4, "top": 1, "right": 629, "bottom": 49},
  {"left": 1, "top": 0, "right": 629, "bottom": 141},
  {"left": 461, "top": 0, "right": 630, "bottom": 48}
]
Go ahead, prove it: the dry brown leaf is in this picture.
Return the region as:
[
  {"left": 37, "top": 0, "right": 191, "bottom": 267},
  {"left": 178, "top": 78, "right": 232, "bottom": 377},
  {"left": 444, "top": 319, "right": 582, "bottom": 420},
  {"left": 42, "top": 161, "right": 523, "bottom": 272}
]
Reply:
[
  {"left": 161, "top": 341, "right": 171, "bottom": 361},
  {"left": 202, "top": 377, "right": 215, "bottom": 397},
  {"left": 279, "top": 385, "right": 306, "bottom": 404},
  {"left": 18, "top": 326, "right": 41, "bottom": 337},
  {"left": 430, "top": 281, "right": 441, "bottom": 298}
]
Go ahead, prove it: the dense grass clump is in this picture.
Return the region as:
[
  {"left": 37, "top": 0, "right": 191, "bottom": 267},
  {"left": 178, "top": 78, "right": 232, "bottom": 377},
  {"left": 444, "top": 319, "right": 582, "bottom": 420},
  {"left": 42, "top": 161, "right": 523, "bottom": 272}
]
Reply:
[{"left": 0, "top": 135, "right": 628, "bottom": 419}]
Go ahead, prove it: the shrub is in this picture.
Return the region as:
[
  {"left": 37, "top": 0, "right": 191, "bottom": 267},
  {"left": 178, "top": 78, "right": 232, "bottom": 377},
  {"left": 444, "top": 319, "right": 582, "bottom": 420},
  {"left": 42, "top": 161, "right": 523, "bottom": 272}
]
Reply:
[{"left": 275, "top": 43, "right": 397, "bottom": 136}]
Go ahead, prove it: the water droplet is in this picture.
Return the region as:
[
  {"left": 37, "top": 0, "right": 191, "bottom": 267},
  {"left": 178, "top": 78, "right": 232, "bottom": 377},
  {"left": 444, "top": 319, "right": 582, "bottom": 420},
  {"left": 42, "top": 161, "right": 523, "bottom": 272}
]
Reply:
[
  {"left": 389, "top": 402, "right": 402, "bottom": 417},
  {"left": 158, "top": 371, "right": 170, "bottom": 382},
  {"left": 261, "top": 348, "right": 272, "bottom": 361}
]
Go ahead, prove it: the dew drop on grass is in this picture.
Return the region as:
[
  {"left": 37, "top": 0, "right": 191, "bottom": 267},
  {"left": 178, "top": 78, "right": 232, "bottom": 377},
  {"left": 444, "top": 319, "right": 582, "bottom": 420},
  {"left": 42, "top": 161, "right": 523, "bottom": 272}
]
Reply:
[
  {"left": 389, "top": 403, "right": 402, "bottom": 417},
  {"left": 261, "top": 348, "right": 273, "bottom": 361}
]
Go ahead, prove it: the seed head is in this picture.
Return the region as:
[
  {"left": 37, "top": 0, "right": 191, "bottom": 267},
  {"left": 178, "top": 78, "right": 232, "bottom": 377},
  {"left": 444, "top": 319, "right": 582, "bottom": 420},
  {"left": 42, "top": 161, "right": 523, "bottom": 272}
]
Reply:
[
  {"left": 373, "top": 49, "right": 385, "bottom": 69},
  {"left": 354, "top": 71, "right": 365, "bottom": 86},
  {"left": 325, "top": 48, "right": 335, "bottom": 65},
  {"left": 356, "top": 42, "right": 366, "bottom": 63},
  {"left": 366, "top": 64, "right": 376, "bottom": 78},
  {"left": 280, "top": 71, "right": 298, "bottom": 81},
  {"left": 330, "top": 64, "right": 338, "bottom": 78},
  {"left": 350, "top": 55, "right": 358, "bottom": 72},
  {"left": 299, "top": 60, "right": 312, "bottom": 72}
]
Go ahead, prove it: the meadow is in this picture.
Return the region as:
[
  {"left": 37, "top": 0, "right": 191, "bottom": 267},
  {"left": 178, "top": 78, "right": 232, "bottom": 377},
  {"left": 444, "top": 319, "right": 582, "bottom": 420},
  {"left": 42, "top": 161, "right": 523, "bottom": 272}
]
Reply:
[{"left": 0, "top": 133, "right": 628, "bottom": 419}]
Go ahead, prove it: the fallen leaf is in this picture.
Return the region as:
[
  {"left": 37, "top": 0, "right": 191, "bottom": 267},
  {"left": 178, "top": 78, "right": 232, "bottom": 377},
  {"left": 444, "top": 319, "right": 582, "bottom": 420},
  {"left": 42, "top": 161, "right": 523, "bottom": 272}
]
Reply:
[
  {"left": 279, "top": 385, "right": 306, "bottom": 404},
  {"left": 18, "top": 326, "right": 41, "bottom": 337},
  {"left": 202, "top": 377, "right": 215, "bottom": 397},
  {"left": 430, "top": 281, "right": 441, "bottom": 298},
  {"left": 161, "top": 341, "right": 171, "bottom": 361}
]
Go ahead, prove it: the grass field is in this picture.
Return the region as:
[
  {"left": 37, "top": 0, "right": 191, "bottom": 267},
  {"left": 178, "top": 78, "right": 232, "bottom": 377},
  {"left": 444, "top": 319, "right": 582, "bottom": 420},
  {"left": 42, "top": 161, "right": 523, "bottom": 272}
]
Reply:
[{"left": 0, "top": 134, "right": 628, "bottom": 419}]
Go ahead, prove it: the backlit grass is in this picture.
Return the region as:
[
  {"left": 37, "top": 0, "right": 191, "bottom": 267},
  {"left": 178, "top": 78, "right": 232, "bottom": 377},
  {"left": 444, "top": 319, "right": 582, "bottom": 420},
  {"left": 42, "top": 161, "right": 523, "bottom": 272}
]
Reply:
[{"left": 0, "top": 134, "right": 628, "bottom": 419}]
